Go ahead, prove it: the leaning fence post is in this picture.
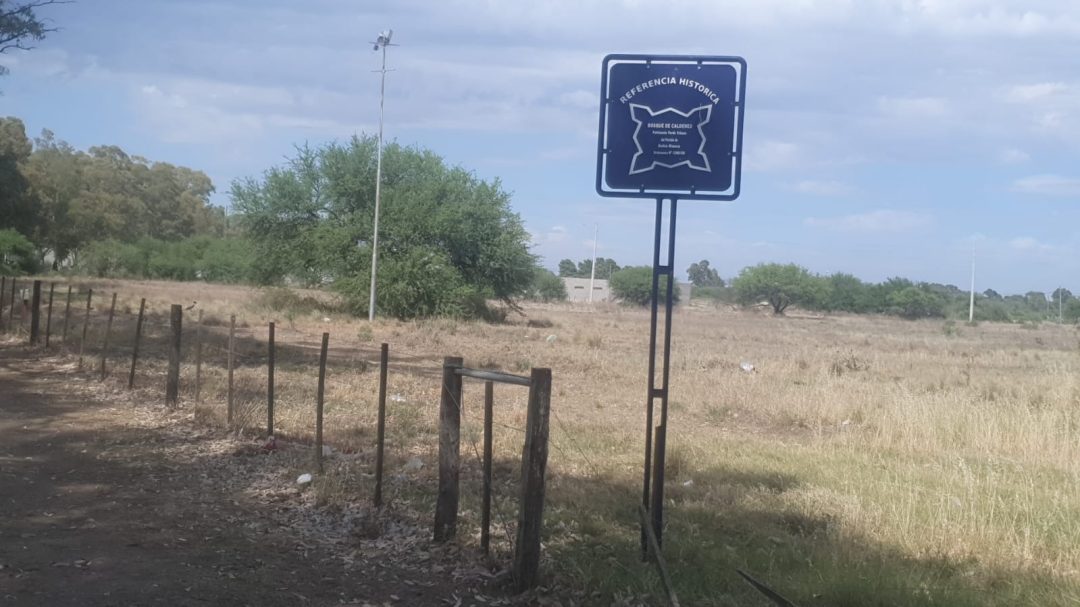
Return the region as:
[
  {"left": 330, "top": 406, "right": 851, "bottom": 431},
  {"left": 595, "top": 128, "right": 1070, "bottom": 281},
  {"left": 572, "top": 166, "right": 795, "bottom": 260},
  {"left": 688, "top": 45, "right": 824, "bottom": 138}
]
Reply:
[
  {"left": 44, "top": 282, "right": 55, "bottom": 347},
  {"left": 61, "top": 285, "right": 73, "bottom": 343},
  {"left": 194, "top": 310, "right": 203, "bottom": 405},
  {"left": 29, "top": 280, "right": 42, "bottom": 345},
  {"left": 374, "top": 342, "right": 389, "bottom": 509},
  {"left": 315, "top": 332, "right": 329, "bottom": 474},
  {"left": 434, "top": 356, "right": 464, "bottom": 542},
  {"left": 166, "top": 304, "right": 182, "bottom": 407},
  {"left": 99, "top": 293, "right": 117, "bottom": 380},
  {"left": 267, "top": 321, "right": 275, "bottom": 436},
  {"left": 481, "top": 380, "right": 494, "bottom": 555},
  {"left": 78, "top": 288, "right": 92, "bottom": 370},
  {"left": 513, "top": 367, "right": 552, "bottom": 593},
  {"left": 227, "top": 314, "right": 236, "bottom": 424},
  {"left": 128, "top": 298, "right": 146, "bottom": 389}
]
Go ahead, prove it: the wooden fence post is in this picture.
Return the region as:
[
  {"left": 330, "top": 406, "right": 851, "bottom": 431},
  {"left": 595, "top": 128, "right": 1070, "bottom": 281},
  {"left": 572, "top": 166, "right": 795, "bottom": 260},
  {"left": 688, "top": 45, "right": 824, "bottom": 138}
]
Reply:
[
  {"left": 61, "top": 285, "right": 72, "bottom": 343},
  {"left": 29, "top": 280, "right": 41, "bottom": 345},
  {"left": 267, "top": 321, "right": 275, "bottom": 436},
  {"left": 315, "top": 332, "right": 329, "bottom": 474},
  {"left": 481, "top": 380, "right": 494, "bottom": 554},
  {"left": 8, "top": 278, "right": 17, "bottom": 329},
  {"left": 194, "top": 309, "right": 203, "bottom": 405},
  {"left": 44, "top": 282, "right": 55, "bottom": 347},
  {"left": 0, "top": 276, "right": 5, "bottom": 331},
  {"left": 513, "top": 367, "right": 552, "bottom": 593},
  {"left": 78, "top": 289, "right": 92, "bottom": 370},
  {"left": 434, "top": 356, "right": 464, "bottom": 542},
  {"left": 227, "top": 314, "right": 235, "bottom": 424},
  {"left": 128, "top": 298, "right": 146, "bottom": 389},
  {"left": 166, "top": 304, "right": 182, "bottom": 407},
  {"left": 99, "top": 293, "right": 117, "bottom": 379},
  {"left": 374, "top": 342, "right": 389, "bottom": 509}
]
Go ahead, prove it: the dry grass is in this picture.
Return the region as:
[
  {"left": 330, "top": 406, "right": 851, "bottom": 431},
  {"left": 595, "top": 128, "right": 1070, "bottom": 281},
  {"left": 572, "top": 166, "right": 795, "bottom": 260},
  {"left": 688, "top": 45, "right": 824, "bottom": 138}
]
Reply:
[{"left": 16, "top": 276, "right": 1080, "bottom": 605}]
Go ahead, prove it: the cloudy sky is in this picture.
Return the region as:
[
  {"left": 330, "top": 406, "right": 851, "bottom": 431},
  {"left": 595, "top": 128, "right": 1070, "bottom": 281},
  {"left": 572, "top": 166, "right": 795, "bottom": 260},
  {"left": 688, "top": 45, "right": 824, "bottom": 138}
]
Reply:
[{"left": 3, "top": 0, "right": 1080, "bottom": 294}]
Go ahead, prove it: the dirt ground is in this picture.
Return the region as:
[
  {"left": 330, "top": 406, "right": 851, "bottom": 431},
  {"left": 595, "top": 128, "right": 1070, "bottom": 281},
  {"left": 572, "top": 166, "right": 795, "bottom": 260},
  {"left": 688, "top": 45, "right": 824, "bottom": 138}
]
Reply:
[{"left": 0, "top": 339, "right": 527, "bottom": 607}]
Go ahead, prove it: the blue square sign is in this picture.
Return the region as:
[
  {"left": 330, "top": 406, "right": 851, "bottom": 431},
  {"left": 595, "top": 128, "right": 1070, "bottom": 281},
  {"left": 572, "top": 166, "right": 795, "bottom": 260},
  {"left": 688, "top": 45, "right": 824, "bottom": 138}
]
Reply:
[{"left": 596, "top": 54, "right": 746, "bottom": 201}]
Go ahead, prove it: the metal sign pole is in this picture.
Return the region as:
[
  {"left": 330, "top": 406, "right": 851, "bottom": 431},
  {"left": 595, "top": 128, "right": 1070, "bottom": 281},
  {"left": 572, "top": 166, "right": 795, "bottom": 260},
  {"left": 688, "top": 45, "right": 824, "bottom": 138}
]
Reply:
[
  {"left": 642, "top": 197, "right": 678, "bottom": 557},
  {"left": 595, "top": 53, "right": 745, "bottom": 564}
]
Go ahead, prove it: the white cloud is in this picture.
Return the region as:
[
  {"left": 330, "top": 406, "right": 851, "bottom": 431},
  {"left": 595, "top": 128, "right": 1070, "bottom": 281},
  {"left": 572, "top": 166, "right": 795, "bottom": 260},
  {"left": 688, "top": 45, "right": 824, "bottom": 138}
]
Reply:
[
  {"left": 804, "top": 210, "right": 933, "bottom": 233},
  {"left": 743, "top": 140, "right": 802, "bottom": 172},
  {"left": 1006, "top": 82, "right": 1070, "bottom": 103},
  {"left": 1009, "top": 236, "right": 1052, "bottom": 252},
  {"left": 1012, "top": 174, "right": 1080, "bottom": 197},
  {"left": 788, "top": 179, "right": 855, "bottom": 196},
  {"left": 997, "top": 148, "right": 1029, "bottom": 164},
  {"left": 876, "top": 96, "right": 949, "bottom": 119}
]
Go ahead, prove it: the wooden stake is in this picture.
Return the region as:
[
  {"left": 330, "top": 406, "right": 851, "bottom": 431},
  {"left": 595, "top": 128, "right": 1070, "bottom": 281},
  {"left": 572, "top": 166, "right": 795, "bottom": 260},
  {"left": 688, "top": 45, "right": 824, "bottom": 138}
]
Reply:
[
  {"left": 61, "top": 285, "right": 72, "bottom": 343},
  {"left": 99, "top": 293, "right": 117, "bottom": 380},
  {"left": 434, "top": 356, "right": 463, "bottom": 542},
  {"left": 44, "top": 282, "right": 55, "bottom": 347},
  {"left": 227, "top": 314, "right": 235, "bottom": 424},
  {"left": 512, "top": 367, "right": 552, "bottom": 593},
  {"left": 481, "top": 380, "right": 494, "bottom": 554},
  {"left": 78, "top": 289, "right": 92, "bottom": 370},
  {"left": 194, "top": 309, "right": 203, "bottom": 405},
  {"left": 374, "top": 342, "right": 389, "bottom": 508},
  {"left": 128, "top": 298, "right": 146, "bottom": 389},
  {"left": 166, "top": 304, "right": 182, "bottom": 407},
  {"left": 29, "top": 280, "right": 41, "bottom": 345},
  {"left": 315, "top": 332, "right": 329, "bottom": 474},
  {"left": 267, "top": 321, "right": 275, "bottom": 436}
]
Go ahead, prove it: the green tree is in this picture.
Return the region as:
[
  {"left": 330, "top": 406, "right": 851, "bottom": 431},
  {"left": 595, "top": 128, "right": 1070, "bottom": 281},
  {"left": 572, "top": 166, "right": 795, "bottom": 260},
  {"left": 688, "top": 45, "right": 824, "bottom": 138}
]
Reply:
[
  {"left": 983, "top": 288, "right": 1002, "bottom": 301},
  {"left": 687, "top": 259, "right": 724, "bottom": 287},
  {"left": 232, "top": 136, "right": 536, "bottom": 318},
  {"left": 732, "top": 263, "right": 821, "bottom": 315},
  {"left": 823, "top": 272, "right": 866, "bottom": 312},
  {"left": 527, "top": 268, "right": 567, "bottom": 302},
  {"left": 0, "top": 227, "right": 35, "bottom": 274},
  {"left": 609, "top": 266, "right": 680, "bottom": 306},
  {"left": 0, "top": 117, "right": 37, "bottom": 238},
  {"left": 887, "top": 286, "right": 946, "bottom": 319},
  {"left": 598, "top": 258, "right": 620, "bottom": 279},
  {"left": 1065, "top": 300, "right": 1080, "bottom": 323},
  {"left": 557, "top": 259, "right": 578, "bottom": 277}
]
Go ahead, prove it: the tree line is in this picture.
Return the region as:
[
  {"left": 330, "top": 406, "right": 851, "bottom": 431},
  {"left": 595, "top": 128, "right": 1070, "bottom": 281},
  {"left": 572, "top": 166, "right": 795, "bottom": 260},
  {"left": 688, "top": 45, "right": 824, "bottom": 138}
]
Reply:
[
  {"left": 0, "top": 117, "right": 229, "bottom": 276},
  {"left": 719, "top": 261, "right": 1080, "bottom": 323}
]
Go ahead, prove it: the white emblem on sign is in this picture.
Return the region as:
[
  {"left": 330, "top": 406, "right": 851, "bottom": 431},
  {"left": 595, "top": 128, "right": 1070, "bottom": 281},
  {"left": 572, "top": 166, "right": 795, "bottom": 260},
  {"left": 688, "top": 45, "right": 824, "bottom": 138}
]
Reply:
[{"left": 628, "top": 104, "right": 713, "bottom": 175}]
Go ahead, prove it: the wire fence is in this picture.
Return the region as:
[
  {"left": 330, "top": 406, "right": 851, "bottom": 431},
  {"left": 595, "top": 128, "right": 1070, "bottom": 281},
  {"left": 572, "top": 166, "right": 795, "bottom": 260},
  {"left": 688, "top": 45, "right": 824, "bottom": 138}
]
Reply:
[{"left": 0, "top": 277, "right": 557, "bottom": 593}]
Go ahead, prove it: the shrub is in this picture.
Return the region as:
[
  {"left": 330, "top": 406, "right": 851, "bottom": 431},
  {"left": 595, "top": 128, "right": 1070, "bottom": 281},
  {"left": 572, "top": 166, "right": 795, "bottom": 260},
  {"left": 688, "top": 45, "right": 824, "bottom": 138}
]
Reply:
[{"left": 610, "top": 266, "right": 681, "bottom": 307}]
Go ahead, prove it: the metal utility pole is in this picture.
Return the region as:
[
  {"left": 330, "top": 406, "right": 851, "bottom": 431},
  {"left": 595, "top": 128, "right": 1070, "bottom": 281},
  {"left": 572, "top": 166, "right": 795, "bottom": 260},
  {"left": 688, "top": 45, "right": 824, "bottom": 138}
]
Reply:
[
  {"left": 968, "top": 244, "right": 975, "bottom": 323},
  {"left": 588, "top": 224, "right": 598, "bottom": 303},
  {"left": 368, "top": 29, "right": 394, "bottom": 322}
]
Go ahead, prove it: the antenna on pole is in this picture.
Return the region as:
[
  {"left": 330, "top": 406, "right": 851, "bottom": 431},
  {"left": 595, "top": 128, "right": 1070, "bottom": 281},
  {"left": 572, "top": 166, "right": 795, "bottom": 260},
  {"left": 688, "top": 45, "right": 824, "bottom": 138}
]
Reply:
[
  {"left": 968, "top": 243, "right": 975, "bottom": 324},
  {"left": 367, "top": 29, "right": 396, "bottom": 322}
]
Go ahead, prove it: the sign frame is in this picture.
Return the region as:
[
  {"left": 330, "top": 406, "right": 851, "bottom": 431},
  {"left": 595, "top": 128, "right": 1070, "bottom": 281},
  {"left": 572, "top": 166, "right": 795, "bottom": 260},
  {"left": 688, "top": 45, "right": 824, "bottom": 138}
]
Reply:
[{"left": 595, "top": 53, "right": 747, "bottom": 201}]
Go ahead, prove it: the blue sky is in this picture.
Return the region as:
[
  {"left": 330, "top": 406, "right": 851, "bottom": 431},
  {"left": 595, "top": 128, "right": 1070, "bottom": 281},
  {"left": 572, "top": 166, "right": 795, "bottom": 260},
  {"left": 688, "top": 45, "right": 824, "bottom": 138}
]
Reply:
[{"left": 2, "top": 0, "right": 1079, "bottom": 294}]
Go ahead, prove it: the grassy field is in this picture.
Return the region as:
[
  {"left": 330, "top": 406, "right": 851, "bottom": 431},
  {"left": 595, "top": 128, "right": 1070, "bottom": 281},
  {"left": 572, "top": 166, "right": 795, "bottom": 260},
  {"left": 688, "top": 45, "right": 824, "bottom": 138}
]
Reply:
[{"left": 8, "top": 276, "right": 1080, "bottom": 606}]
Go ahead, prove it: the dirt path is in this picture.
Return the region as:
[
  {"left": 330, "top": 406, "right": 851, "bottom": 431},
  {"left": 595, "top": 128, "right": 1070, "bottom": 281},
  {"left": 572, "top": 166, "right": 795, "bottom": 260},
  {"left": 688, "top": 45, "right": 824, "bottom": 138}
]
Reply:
[{"left": 0, "top": 341, "right": 494, "bottom": 607}]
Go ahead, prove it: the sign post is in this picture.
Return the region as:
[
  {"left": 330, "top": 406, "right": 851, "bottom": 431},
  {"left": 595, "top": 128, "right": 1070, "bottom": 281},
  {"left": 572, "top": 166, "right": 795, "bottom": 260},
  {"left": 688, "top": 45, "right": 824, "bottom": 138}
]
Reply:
[{"left": 596, "top": 54, "right": 746, "bottom": 557}]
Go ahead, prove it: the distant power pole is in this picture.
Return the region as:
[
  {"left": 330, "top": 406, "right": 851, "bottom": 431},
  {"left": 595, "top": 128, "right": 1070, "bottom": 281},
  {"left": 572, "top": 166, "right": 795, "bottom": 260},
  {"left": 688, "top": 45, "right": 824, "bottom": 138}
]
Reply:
[
  {"left": 588, "top": 224, "right": 598, "bottom": 303},
  {"left": 968, "top": 245, "right": 975, "bottom": 323}
]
